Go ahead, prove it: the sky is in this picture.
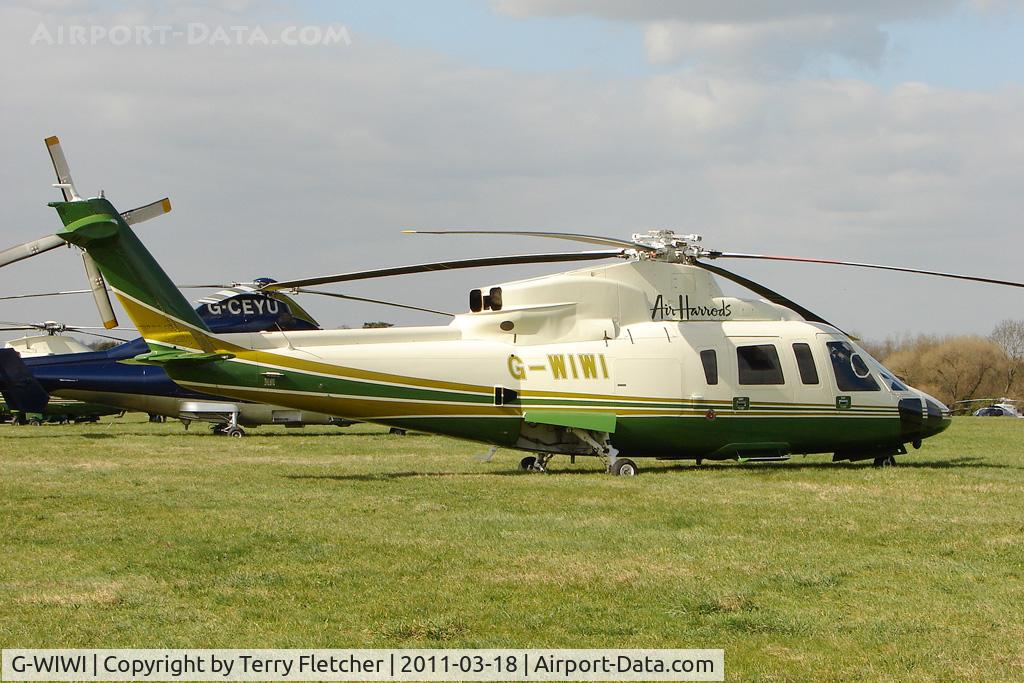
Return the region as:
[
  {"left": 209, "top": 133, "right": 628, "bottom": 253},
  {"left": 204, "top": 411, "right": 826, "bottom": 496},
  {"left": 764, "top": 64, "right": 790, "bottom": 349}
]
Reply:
[{"left": 1, "top": 0, "right": 1022, "bottom": 346}]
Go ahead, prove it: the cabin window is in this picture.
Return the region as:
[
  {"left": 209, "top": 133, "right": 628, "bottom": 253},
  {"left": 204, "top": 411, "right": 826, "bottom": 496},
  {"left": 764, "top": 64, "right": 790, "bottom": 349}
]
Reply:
[
  {"left": 699, "top": 349, "right": 718, "bottom": 385},
  {"left": 737, "top": 344, "right": 784, "bottom": 385},
  {"left": 792, "top": 343, "right": 819, "bottom": 385},
  {"left": 826, "top": 341, "right": 880, "bottom": 392}
]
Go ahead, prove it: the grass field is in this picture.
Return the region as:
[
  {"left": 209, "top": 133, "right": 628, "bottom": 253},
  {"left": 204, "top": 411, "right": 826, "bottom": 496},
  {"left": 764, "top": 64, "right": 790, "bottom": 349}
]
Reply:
[{"left": 1, "top": 415, "right": 1023, "bottom": 681}]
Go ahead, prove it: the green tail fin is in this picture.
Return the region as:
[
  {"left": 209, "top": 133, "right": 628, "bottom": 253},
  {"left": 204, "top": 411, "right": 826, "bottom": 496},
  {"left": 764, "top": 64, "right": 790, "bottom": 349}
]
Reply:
[{"left": 53, "top": 197, "right": 216, "bottom": 352}]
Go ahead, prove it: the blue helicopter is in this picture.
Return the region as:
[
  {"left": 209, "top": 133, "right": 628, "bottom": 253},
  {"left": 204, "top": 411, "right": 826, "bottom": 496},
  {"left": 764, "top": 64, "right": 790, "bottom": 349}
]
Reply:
[{"left": 0, "top": 284, "right": 355, "bottom": 435}]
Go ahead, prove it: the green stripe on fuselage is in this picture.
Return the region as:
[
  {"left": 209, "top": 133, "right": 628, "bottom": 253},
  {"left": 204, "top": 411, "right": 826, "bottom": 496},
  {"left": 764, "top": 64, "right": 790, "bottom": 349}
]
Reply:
[{"left": 163, "top": 352, "right": 907, "bottom": 458}]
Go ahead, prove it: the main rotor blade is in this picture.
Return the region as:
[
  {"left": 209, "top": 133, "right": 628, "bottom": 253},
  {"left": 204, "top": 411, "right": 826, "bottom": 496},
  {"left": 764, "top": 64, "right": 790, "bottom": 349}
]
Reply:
[
  {"left": 0, "top": 328, "right": 129, "bottom": 343},
  {"left": 65, "top": 328, "right": 134, "bottom": 342},
  {"left": 82, "top": 252, "right": 118, "bottom": 329},
  {"left": 45, "top": 135, "right": 80, "bottom": 200},
  {"left": 121, "top": 197, "right": 172, "bottom": 225},
  {"left": 177, "top": 283, "right": 240, "bottom": 289},
  {"left": 0, "top": 234, "right": 67, "bottom": 268},
  {"left": 0, "top": 320, "right": 133, "bottom": 342},
  {"left": 953, "top": 398, "right": 1017, "bottom": 404},
  {"left": 0, "top": 320, "right": 50, "bottom": 331},
  {"left": 0, "top": 320, "right": 135, "bottom": 331},
  {"left": 0, "top": 289, "right": 92, "bottom": 302},
  {"left": 693, "top": 261, "right": 842, "bottom": 333},
  {"left": 404, "top": 230, "right": 644, "bottom": 250},
  {"left": 295, "top": 288, "right": 454, "bottom": 317},
  {"left": 709, "top": 252, "right": 1024, "bottom": 289},
  {"left": 265, "top": 250, "right": 627, "bottom": 290}
]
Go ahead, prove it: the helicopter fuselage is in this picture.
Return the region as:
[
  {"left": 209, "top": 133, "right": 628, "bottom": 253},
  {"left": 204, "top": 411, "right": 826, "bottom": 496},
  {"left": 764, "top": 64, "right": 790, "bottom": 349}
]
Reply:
[
  {"left": 148, "top": 258, "right": 950, "bottom": 462},
  {"left": 50, "top": 197, "right": 951, "bottom": 465}
]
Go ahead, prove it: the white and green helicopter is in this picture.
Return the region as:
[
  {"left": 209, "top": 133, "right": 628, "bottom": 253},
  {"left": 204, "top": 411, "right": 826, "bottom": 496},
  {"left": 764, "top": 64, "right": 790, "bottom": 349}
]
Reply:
[{"left": 16, "top": 137, "right": 1024, "bottom": 474}]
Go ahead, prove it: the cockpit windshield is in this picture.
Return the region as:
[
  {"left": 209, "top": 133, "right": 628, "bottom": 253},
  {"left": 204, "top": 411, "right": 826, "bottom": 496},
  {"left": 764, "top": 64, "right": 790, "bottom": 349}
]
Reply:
[{"left": 878, "top": 369, "right": 909, "bottom": 392}]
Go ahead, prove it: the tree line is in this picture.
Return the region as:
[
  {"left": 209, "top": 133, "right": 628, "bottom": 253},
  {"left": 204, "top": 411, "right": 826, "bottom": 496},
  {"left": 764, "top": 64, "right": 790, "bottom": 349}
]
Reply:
[{"left": 861, "top": 320, "right": 1024, "bottom": 412}]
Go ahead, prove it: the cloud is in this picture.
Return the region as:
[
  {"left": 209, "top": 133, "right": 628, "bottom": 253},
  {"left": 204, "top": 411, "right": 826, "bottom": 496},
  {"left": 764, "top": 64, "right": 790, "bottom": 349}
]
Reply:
[
  {"left": 0, "top": 2, "right": 1021, "bottom": 339},
  {"left": 495, "top": 0, "right": 960, "bottom": 72},
  {"left": 643, "top": 17, "right": 888, "bottom": 71},
  {"left": 494, "top": 0, "right": 947, "bottom": 23}
]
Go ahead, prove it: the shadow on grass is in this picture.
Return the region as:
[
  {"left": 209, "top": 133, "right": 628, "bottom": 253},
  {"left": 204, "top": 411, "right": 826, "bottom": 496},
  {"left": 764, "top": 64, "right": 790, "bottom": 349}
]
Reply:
[
  {"left": 644, "top": 456, "right": 1017, "bottom": 474},
  {"left": 284, "top": 470, "right": 527, "bottom": 482},
  {"left": 284, "top": 456, "right": 1014, "bottom": 482}
]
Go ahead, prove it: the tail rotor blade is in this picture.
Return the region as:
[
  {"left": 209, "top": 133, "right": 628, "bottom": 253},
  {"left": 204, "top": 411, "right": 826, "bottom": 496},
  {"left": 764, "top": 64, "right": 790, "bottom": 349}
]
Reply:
[
  {"left": 45, "top": 135, "right": 80, "bottom": 201},
  {"left": 121, "top": 197, "right": 172, "bottom": 226},
  {"left": 82, "top": 252, "right": 118, "bottom": 329},
  {"left": 0, "top": 234, "right": 67, "bottom": 268}
]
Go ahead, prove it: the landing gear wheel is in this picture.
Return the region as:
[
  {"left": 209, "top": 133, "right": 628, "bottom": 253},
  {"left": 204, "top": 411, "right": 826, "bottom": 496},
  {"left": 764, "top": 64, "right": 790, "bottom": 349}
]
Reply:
[
  {"left": 27, "top": 418, "right": 43, "bottom": 427},
  {"left": 520, "top": 456, "right": 537, "bottom": 472},
  {"left": 610, "top": 458, "right": 638, "bottom": 476},
  {"left": 873, "top": 455, "right": 896, "bottom": 468},
  {"left": 224, "top": 426, "right": 244, "bottom": 438}
]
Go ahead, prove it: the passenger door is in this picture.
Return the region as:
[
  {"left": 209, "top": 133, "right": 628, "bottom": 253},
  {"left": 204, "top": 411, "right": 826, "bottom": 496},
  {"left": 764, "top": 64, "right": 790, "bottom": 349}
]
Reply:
[{"left": 725, "top": 337, "right": 793, "bottom": 412}]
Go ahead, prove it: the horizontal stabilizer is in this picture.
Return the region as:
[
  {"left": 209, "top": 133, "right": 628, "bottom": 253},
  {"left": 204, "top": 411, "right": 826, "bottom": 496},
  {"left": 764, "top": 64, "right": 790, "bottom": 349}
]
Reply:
[{"left": 131, "top": 349, "right": 235, "bottom": 365}]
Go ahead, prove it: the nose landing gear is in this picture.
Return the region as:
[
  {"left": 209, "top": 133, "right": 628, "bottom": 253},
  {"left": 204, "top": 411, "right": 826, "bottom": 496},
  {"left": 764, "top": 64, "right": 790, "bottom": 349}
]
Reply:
[{"left": 609, "top": 458, "right": 638, "bottom": 476}]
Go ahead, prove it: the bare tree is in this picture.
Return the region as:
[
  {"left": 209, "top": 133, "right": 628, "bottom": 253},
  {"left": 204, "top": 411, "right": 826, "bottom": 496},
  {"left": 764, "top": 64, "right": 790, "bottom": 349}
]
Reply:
[
  {"left": 883, "top": 336, "right": 1010, "bottom": 410},
  {"left": 991, "top": 319, "right": 1024, "bottom": 395}
]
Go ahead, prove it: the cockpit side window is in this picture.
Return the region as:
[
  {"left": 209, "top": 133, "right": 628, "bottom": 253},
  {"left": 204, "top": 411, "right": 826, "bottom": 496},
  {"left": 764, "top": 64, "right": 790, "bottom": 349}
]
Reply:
[
  {"left": 827, "top": 341, "right": 880, "bottom": 392},
  {"left": 792, "top": 343, "right": 819, "bottom": 385},
  {"left": 879, "top": 369, "right": 909, "bottom": 392}
]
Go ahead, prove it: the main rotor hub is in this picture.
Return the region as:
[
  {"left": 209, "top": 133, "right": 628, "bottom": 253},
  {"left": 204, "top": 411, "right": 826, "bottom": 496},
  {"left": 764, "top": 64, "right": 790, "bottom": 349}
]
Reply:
[
  {"left": 41, "top": 321, "right": 66, "bottom": 335},
  {"left": 630, "top": 230, "right": 707, "bottom": 263}
]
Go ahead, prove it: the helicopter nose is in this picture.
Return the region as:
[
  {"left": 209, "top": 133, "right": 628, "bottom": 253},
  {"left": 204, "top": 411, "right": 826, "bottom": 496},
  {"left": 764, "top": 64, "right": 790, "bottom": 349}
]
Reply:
[{"left": 898, "top": 396, "right": 952, "bottom": 443}]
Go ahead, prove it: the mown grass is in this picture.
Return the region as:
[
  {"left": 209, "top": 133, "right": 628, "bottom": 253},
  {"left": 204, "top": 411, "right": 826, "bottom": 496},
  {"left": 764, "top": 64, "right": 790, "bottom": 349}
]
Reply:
[{"left": 1, "top": 416, "right": 1023, "bottom": 681}]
